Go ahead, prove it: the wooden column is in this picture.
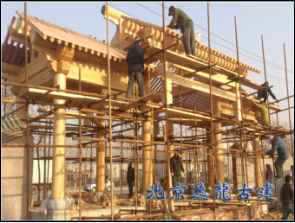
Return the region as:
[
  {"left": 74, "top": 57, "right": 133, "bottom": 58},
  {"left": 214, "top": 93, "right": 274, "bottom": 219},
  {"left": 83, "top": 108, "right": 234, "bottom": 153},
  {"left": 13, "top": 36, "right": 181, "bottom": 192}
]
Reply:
[
  {"left": 253, "top": 136, "right": 263, "bottom": 188},
  {"left": 213, "top": 97, "right": 224, "bottom": 183},
  {"left": 162, "top": 61, "right": 174, "bottom": 210},
  {"left": 50, "top": 45, "right": 74, "bottom": 199},
  {"left": 51, "top": 72, "right": 67, "bottom": 199},
  {"left": 96, "top": 119, "right": 106, "bottom": 192},
  {"left": 233, "top": 82, "right": 242, "bottom": 121},
  {"left": 142, "top": 68, "right": 152, "bottom": 192}
]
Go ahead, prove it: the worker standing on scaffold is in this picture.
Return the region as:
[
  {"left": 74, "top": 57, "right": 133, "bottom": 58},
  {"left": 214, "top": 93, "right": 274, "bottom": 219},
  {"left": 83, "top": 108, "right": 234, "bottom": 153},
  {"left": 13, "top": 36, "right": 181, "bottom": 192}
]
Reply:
[
  {"left": 126, "top": 36, "right": 145, "bottom": 99},
  {"left": 167, "top": 6, "right": 196, "bottom": 56}
]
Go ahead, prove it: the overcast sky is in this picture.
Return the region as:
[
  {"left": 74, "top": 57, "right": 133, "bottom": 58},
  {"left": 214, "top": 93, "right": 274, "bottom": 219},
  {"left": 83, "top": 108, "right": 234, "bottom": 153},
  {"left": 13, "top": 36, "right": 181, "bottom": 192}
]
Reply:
[{"left": 1, "top": 1, "right": 294, "bottom": 125}]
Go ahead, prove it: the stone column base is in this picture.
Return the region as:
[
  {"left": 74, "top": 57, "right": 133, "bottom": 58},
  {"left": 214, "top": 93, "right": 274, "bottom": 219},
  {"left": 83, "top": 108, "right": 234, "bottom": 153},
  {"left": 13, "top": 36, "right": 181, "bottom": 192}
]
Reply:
[
  {"left": 47, "top": 210, "right": 71, "bottom": 220},
  {"left": 46, "top": 197, "right": 73, "bottom": 220}
]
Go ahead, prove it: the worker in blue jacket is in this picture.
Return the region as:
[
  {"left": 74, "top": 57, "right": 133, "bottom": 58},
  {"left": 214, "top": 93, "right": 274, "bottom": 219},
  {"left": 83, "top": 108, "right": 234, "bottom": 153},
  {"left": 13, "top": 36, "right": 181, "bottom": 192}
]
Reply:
[{"left": 266, "top": 136, "right": 289, "bottom": 179}]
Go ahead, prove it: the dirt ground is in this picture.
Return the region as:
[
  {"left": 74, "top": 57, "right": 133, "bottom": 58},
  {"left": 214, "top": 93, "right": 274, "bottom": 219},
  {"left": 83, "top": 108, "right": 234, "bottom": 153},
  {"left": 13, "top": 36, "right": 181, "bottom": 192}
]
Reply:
[{"left": 260, "top": 209, "right": 294, "bottom": 221}]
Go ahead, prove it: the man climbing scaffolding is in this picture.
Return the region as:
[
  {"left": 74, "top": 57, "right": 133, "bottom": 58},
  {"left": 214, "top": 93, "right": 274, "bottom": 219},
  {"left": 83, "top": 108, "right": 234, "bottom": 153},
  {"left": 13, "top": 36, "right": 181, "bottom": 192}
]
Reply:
[
  {"left": 266, "top": 135, "right": 289, "bottom": 179},
  {"left": 167, "top": 6, "right": 196, "bottom": 56}
]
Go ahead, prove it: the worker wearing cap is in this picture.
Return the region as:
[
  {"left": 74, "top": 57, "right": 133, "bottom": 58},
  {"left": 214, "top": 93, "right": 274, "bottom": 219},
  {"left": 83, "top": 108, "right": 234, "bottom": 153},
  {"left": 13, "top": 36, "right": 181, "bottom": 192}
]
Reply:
[
  {"left": 167, "top": 6, "right": 196, "bottom": 56},
  {"left": 257, "top": 81, "right": 279, "bottom": 103},
  {"left": 126, "top": 36, "right": 145, "bottom": 99},
  {"left": 266, "top": 136, "right": 289, "bottom": 179}
]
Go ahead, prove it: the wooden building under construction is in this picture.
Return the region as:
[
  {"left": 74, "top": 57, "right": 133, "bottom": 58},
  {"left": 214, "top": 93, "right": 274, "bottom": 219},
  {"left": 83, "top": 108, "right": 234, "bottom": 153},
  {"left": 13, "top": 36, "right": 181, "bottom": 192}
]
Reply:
[{"left": 1, "top": 3, "right": 294, "bottom": 221}]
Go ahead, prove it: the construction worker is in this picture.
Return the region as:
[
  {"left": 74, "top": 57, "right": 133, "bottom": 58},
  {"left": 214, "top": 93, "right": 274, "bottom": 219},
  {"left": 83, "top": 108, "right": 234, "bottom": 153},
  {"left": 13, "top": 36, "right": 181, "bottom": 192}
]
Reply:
[
  {"left": 251, "top": 98, "right": 270, "bottom": 126},
  {"left": 280, "top": 175, "right": 294, "bottom": 220},
  {"left": 167, "top": 6, "right": 196, "bottom": 56},
  {"left": 126, "top": 36, "right": 145, "bottom": 99},
  {"left": 127, "top": 163, "right": 135, "bottom": 198},
  {"left": 170, "top": 152, "right": 185, "bottom": 187},
  {"left": 266, "top": 135, "right": 289, "bottom": 179},
  {"left": 257, "top": 81, "right": 279, "bottom": 103}
]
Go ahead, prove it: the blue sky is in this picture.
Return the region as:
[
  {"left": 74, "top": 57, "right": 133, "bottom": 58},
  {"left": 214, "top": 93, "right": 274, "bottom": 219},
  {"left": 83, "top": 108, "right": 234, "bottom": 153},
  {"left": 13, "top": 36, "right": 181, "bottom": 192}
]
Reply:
[{"left": 1, "top": 1, "right": 294, "bottom": 125}]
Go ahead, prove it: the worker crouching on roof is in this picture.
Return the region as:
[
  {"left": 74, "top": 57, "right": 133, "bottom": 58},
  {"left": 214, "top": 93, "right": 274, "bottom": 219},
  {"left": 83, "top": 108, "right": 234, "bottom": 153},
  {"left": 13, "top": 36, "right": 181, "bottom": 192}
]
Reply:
[
  {"left": 257, "top": 81, "right": 279, "bottom": 103},
  {"left": 126, "top": 36, "right": 145, "bottom": 99},
  {"left": 266, "top": 135, "right": 289, "bottom": 179},
  {"left": 167, "top": 6, "right": 196, "bottom": 56},
  {"left": 251, "top": 98, "right": 270, "bottom": 126}
]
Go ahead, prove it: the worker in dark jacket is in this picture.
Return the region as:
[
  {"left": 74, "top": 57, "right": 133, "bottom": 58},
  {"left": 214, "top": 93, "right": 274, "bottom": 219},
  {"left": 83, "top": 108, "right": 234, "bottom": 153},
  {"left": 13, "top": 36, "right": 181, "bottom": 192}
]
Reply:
[
  {"left": 126, "top": 36, "right": 145, "bottom": 99},
  {"left": 170, "top": 152, "right": 185, "bottom": 187},
  {"left": 127, "top": 163, "right": 135, "bottom": 198},
  {"left": 280, "top": 175, "right": 294, "bottom": 220},
  {"left": 257, "top": 81, "right": 278, "bottom": 103},
  {"left": 266, "top": 136, "right": 289, "bottom": 179},
  {"left": 167, "top": 6, "right": 196, "bottom": 56}
]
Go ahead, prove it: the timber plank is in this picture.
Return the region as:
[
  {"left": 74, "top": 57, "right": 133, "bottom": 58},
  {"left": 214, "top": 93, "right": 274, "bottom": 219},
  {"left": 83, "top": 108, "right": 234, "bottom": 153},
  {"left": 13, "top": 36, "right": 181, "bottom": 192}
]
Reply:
[
  {"left": 20, "top": 88, "right": 104, "bottom": 104},
  {"left": 145, "top": 46, "right": 209, "bottom": 71},
  {"left": 120, "top": 93, "right": 162, "bottom": 111}
]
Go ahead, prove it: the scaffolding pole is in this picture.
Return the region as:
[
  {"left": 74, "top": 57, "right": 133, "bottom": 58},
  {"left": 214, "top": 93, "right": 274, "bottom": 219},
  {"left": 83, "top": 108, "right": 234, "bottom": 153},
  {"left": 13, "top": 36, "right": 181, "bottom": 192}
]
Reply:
[
  {"left": 261, "top": 35, "right": 280, "bottom": 220},
  {"left": 106, "top": 2, "right": 114, "bottom": 220},
  {"left": 283, "top": 44, "right": 294, "bottom": 170}
]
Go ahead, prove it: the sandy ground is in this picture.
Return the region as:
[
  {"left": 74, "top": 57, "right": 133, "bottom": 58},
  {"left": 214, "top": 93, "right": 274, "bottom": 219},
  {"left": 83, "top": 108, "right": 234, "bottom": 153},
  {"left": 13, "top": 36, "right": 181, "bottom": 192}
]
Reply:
[{"left": 260, "top": 209, "right": 294, "bottom": 221}]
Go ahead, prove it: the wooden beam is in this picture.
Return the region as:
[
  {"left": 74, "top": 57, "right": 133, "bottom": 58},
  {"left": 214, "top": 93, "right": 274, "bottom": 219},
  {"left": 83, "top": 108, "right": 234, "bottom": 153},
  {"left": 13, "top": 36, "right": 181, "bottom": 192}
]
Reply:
[
  {"left": 32, "top": 43, "right": 56, "bottom": 60},
  {"left": 10, "top": 35, "right": 30, "bottom": 46},
  {"left": 9, "top": 25, "right": 32, "bottom": 44},
  {"left": 10, "top": 43, "right": 21, "bottom": 64},
  {"left": 29, "top": 124, "right": 96, "bottom": 133},
  {"left": 168, "top": 71, "right": 237, "bottom": 101},
  {"left": 1, "top": 62, "right": 22, "bottom": 76},
  {"left": 67, "top": 62, "right": 130, "bottom": 92},
  {"left": 17, "top": 54, "right": 49, "bottom": 84},
  {"left": 21, "top": 88, "right": 104, "bottom": 104},
  {"left": 171, "top": 64, "right": 236, "bottom": 88}
]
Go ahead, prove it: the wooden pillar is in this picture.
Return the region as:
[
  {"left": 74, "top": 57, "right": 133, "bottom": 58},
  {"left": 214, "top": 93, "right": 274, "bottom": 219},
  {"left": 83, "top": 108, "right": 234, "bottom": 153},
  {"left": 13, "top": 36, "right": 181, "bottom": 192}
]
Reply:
[
  {"left": 51, "top": 72, "right": 67, "bottom": 199},
  {"left": 162, "top": 62, "right": 174, "bottom": 211},
  {"left": 253, "top": 136, "right": 263, "bottom": 188},
  {"left": 213, "top": 98, "right": 224, "bottom": 183},
  {"left": 96, "top": 119, "right": 106, "bottom": 192},
  {"left": 142, "top": 67, "right": 152, "bottom": 192},
  {"left": 50, "top": 45, "right": 74, "bottom": 199},
  {"left": 233, "top": 82, "right": 242, "bottom": 121}
]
